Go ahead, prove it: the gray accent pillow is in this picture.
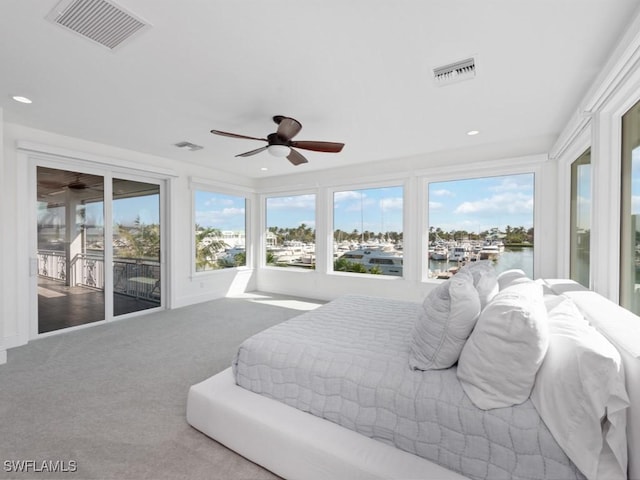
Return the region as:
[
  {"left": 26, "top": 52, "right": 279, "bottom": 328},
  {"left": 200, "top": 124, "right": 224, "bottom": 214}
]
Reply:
[
  {"left": 458, "top": 260, "right": 499, "bottom": 308},
  {"left": 409, "top": 270, "right": 481, "bottom": 370}
]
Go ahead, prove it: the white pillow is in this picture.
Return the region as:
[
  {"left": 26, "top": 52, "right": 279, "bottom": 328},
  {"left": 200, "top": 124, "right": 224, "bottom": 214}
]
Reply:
[
  {"left": 530, "top": 296, "right": 629, "bottom": 480},
  {"left": 457, "top": 281, "right": 549, "bottom": 409},
  {"left": 409, "top": 270, "right": 481, "bottom": 370},
  {"left": 496, "top": 268, "right": 527, "bottom": 290},
  {"left": 458, "top": 261, "right": 498, "bottom": 308}
]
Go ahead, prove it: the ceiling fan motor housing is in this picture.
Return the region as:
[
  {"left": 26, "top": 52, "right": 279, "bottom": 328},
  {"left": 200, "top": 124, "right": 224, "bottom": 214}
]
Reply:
[{"left": 267, "top": 132, "right": 290, "bottom": 146}]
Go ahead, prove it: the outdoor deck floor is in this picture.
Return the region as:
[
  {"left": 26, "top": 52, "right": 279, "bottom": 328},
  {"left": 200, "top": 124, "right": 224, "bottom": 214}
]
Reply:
[{"left": 38, "top": 278, "right": 159, "bottom": 333}]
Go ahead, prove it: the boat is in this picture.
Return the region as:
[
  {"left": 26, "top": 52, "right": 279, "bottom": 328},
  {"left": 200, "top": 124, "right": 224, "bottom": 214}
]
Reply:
[
  {"left": 430, "top": 245, "right": 449, "bottom": 261},
  {"left": 339, "top": 246, "right": 403, "bottom": 276},
  {"left": 479, "top": 244, "right": 500, "bottom": 260},
  {"left": 450, "top": 245, "right": 469, "bottom": 262}
]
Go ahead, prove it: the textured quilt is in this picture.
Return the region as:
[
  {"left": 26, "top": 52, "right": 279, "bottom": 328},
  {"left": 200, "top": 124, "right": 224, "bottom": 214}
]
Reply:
[{"left": 233, "top": 294, "right": 585, "bottom": 480}]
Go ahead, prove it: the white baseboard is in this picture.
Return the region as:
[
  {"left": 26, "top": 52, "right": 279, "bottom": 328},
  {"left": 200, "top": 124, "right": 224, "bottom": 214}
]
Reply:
[{"left": 3, "top": 333, "right": 25, "bottom": 350}]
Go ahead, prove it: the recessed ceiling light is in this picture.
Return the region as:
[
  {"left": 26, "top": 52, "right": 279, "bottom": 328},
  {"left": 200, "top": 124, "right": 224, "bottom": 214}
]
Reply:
[
  {"left": 12, "top": 95, "right": 32, "bottom": 104},
  {"left": 467, "top": 130, "right": 480, "bottom": 136},
  {"left": 260, "top": 167, "right": 268, "bottom": 171}
]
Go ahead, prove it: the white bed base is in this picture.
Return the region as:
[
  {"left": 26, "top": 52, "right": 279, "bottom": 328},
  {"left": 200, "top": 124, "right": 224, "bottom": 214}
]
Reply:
[
  {"left": 187, "top": 281, "right": 640, "bottom": 480},
  {"left": 187, "top": 368, "right": 467, "bottom": 480}
]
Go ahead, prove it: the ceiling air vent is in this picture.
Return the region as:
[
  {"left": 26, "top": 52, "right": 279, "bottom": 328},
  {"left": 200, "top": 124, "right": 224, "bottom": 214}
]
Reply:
[
  {"left": 46, "top": 0, "right": 150, "bottom": 50},
  {"left": 433, "top": 57, "right": 476, "bottom": 86},
  {"left": 175, "top": 141, "right": 204, "bottom": 152}
]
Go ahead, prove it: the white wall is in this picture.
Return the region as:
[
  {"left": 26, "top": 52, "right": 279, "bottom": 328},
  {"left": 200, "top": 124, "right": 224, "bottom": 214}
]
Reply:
[{"left": 1, "top": 123, "right": 258, "bottom": 350}]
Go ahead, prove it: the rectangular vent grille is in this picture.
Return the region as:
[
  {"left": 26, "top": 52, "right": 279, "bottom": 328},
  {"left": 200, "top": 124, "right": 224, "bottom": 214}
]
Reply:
[
  {"left": 47, "top": 0, "right": 149, "bottom": 50},
  {"left": 433, "top": 57, "right": 476, "bottom": 86},
  {"left": 175, "top": 141, "right": 204, "bottom": 152}
]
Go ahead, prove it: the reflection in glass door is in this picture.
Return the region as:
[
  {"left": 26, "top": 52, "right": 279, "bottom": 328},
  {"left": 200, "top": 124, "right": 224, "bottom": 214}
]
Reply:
[
  {"left": 112, "top": 179, "right": 161, "bottom": 316},
  {"left": 621, "top": 99, "right": 640, "bottom": 314},
  {"left": 37, "top": 167, "right": 105, "bottom": 333}
]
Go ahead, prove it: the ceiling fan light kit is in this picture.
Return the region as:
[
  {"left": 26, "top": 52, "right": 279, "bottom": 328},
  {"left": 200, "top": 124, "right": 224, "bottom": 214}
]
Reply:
[
  {"left": 210, "top": 115, "right": 344, "bottom": 166},
  {"left": 267, "top": 145, "right": 291, "bottom": 157}
]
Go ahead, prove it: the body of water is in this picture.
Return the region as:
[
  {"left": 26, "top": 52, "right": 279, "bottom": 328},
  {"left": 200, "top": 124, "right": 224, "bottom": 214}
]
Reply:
[{"left": 429, "top": 246, "right": 534, "bottom": 278}]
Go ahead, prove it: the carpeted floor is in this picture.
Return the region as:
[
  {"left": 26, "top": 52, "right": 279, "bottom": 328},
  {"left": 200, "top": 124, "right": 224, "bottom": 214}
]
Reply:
[{"left": 0, "top": 292, "right": 325, "bottom": 479}]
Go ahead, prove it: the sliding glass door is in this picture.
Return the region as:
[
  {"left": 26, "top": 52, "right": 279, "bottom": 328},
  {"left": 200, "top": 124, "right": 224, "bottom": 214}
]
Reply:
[
  {"left": 37, "top": 167, "right": 106, "bottom": 333},
  {"left": 112, "top": 179, "right": 161, "bottom": 316},
  {"left": 36, "top": 167, "right": 163, "bottom": 334}
]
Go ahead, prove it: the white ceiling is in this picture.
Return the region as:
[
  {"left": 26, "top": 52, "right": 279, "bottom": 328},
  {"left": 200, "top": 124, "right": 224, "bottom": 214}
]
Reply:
[{"left": 1, "top": 0, "right": 639, "bottom": 178}]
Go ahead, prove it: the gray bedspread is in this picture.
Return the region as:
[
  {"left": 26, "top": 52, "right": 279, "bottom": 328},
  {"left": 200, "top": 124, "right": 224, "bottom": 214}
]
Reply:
[{"left": 233, "top": 294, "right": 585, "bottom": 480}]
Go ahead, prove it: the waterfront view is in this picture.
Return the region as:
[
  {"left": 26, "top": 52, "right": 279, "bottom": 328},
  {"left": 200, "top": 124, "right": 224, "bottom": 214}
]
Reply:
[
  {"left": 429, "top": 245, "right": 533, "bottom": 278},
  {"left": 194, "top": 173, "right": 535, "bottom": 278}
]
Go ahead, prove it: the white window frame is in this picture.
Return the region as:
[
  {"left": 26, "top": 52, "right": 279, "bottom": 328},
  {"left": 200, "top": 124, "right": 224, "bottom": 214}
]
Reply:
[
  {"left": 261, "top": 188, "right": 318, "bottom": 272},
  {"left": 554, "top": 127, "right": 592, "bottom": 282},
  {"left": 189, "top": 178, "right": 253, "bottom": 277},
  {"left": 420, "top": 160, "right": 544, "bottom": 283},
  {"left": 327, "top": 179, "right": 408, "bottom": 280}
]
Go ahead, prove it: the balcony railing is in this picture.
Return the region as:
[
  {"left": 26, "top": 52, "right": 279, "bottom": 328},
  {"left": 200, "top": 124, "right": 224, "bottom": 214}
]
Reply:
[{"left": 37, "top": 250, "right": 160, "bottom": 304}]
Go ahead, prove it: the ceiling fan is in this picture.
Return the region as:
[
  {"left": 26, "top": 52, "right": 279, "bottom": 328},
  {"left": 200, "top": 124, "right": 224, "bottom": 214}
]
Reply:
[
  {"left": 210, "top": 115, "right": 345, "bottom": 166},
  {"left": 38, "top": 173, "right": 102, "bottom": 196}
]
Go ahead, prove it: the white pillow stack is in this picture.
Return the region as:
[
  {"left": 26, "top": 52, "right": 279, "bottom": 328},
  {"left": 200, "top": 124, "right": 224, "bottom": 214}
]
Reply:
[
  {"left": 457, "top": 280, "right": 549, "bottom": 410},
  {"left": 496, "top": 268, "right": 527, "bottom": 290},
  {"left": 409, "top": 270, "right": 481, "bottom": 370},
  {"left": 530, "top": 296, "right": 629, "bottom": 480}
]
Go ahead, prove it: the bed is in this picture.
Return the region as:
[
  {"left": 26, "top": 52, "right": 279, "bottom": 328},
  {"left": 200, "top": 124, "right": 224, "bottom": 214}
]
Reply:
[{"left": 187, "top": 273, "right": 640, "bottom": 480}]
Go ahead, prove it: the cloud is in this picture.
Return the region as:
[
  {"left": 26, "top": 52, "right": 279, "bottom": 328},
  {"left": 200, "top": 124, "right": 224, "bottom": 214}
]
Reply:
[
  {"left": 429, "top": 201, "right": 444, "bottom": 210},
  {"left": 267, "top": 194, "right": 316, "bottom": 210},
  {"left": 334, "top": 190, "right": 365, "bottom": 203},
  {"left": 220, "top": 207, "right": 245, "bottom": 216},
  {"left": 204, "top": 197, "right": 235, "bottom": 207},
  {"left": 344, "top": 198, "right": 375, "bottom": 212},
  {"left": 431, "top": 188, "right": 454, "bottom": 197},
  {"left": 380, "top": 197, "right": 403, "bottom": 210},
  {"left": 195, "top": 206, "right": 246, "bottom": 229},
  {"left": 454, "top": 191, "right": 533, "bottom": 215},
  {"left": 489, "top": 176, "right": 533, "bottom": 193}
]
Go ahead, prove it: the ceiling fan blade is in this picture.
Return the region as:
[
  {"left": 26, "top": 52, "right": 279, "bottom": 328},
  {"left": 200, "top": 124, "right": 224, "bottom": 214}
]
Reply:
[
  {"left": 210, "top": 129, "right": 267, "bottom": 142},
  {"left": 236, "top": 146, "right": 268, "bottom": 157},
  {"left": 275, "top": 116, "right": 302, "bottom": 140},
  {"left": 287, "top": 149, "right": 308, "bottom": 166},
  {"left": 290, "top": 140, "right": 345, "bottom": 153}
]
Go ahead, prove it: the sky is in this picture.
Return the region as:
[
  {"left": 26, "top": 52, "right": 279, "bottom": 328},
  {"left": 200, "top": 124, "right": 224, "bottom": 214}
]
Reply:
[
  {"left": 40, "top": 172, "right": 542, "bottom": 236},
  {"left": 429, "top": 173, "right": 534, "bottom": 234},
  {"left": 194, "top": 174, "right": 536, "bottom": 235},
  {"left": 195, "top": 191, "right": 246, "bottom": 231},
  {"left": 333, "top": 187, "right": 402, "bottom": 233}
]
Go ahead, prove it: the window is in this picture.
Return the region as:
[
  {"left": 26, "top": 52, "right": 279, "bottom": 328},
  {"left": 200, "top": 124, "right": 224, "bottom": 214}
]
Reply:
[
  {"left": 194, "top": 191, "right": 246, "bottom": 271},
  {"left": 620, "top": 99, "right": 640, "bottom": 314},
  {"left": 333, "top": 186, "right": 403, "bottom": 276},
  {"left": 427, "top": 173, "right": 534, "bottom": 279},
  {"left": 570, "top": 149, "right": 591, "bottom": 288},
  {"left": 265, "top": 194, "right": 315, "bottom": 268}
]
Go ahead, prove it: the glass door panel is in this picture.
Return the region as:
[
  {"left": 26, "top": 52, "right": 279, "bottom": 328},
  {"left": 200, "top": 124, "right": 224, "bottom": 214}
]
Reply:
[
  {"left": 112, "top": 179, "right": 161, "bottom": 316},
  {"left": 37, "top": 167, "right": 105, "bottom": 333},
  {"left": 621, "top": 100, "right": 640, "bottom": 314},
  {"left": 570, "top": 149, "right": 591, "bottom": 288}
]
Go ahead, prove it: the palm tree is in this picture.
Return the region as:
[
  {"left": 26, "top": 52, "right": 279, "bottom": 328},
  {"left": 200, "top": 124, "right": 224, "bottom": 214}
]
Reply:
[
  {"left": 115, "top": 216, "right": 160, "bottom": 260},
  {"left": 195, "top": 225, "right": 227, "bottom": 271}
]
